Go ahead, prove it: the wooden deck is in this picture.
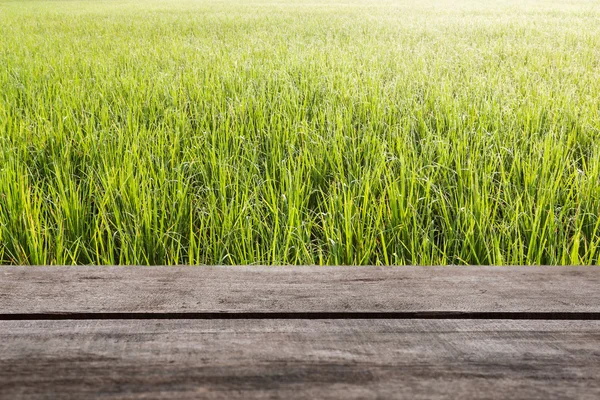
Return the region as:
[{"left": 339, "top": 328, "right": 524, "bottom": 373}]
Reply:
[{"left": 1, "top": 266, "right": 599, "bottom": 399}]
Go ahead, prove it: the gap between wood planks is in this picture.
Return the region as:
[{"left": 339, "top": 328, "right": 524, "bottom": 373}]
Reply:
[{"left": 2, "top": 311, "right": 600, "bottom": 320}]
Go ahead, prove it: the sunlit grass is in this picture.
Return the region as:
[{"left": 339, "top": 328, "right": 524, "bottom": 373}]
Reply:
[{"left": 1, "top": 0, "right": 599, "bottom": 265}]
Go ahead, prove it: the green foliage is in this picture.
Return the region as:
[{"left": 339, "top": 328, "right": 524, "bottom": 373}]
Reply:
[{"left": 1, "top": 0, "right": 599, "bottom": 265}]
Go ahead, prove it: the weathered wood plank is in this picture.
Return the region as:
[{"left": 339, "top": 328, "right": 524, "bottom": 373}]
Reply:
[
  {"left": 1, "top": 266, "right": 599, "bottom": 314},
  {"left": 1, "top": 319, "right": 599, "bottom": 399}
]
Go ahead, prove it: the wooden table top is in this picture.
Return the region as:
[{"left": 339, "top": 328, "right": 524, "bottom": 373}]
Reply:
[{"left": 1, "top": 266, "right": 599, "bottom": 399}]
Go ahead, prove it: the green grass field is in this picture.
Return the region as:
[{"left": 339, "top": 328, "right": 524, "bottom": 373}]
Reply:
[{"left": 1, "top": 0, "right": 599, "bottom": 265}]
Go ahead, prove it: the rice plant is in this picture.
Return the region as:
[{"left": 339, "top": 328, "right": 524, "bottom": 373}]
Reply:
[{"left": 1, "top": 0, "right": 599, "bottom": 265}]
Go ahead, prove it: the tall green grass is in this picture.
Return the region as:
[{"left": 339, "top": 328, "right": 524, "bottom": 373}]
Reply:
[{"left": 1, "top": 0, "right": 599, "bottom": 265}]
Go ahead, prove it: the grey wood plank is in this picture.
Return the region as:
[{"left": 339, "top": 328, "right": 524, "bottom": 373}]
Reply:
[
  {"left": 1, "top": 266, "right": 599, "bottom": 314},
  {"left": 1, "top": 319, "right": 599, "bottom": 399}
]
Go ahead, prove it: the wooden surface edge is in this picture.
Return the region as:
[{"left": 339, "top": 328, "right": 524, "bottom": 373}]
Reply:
[{"left": 1, "top": 265, "right": 599, "bottom": 314}]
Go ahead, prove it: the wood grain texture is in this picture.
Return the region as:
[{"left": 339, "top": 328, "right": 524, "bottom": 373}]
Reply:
[
  {"left": 1, "top": 266, "right": 599, "bottom": 314},
  {"left": 1, "top": 319, "right": 599, "bottom": 399}
]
